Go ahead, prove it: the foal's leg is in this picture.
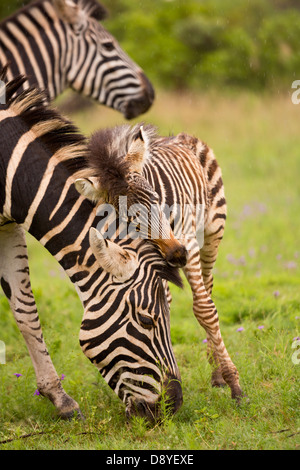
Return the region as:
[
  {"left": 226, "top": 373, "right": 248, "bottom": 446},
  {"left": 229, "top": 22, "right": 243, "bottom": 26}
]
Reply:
[
  {"left": 200, "top": 227, "right": 227, "bottom": 387},
  {"left": 200, "top": 170, "right": 228, "bottom": 387},
  {"left": 184, "top": 239, "right": 242, "bottom": 400},
  {"left": 0, "top": 223, "right": 82, "bottom": 418}
]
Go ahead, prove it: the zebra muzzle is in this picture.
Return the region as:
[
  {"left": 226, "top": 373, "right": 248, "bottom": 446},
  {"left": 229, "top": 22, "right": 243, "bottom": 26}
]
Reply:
[
  {"left": 122, "top": 72, "right": 155, "bottom": 120},
  {"left": 154, "top": 237, "right": 188, "bottom": 268},
  {"left": 126, "top": 375, "right": 183, "bottom": 423}
]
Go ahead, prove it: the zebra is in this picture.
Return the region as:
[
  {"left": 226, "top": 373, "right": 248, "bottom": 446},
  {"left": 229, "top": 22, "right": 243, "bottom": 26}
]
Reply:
[
  {"left": 0, "top": 0, "right": 154, "bottom": 118},
  {"left": 76, "top": 124, "right": 244, "bottom": 401},
  {"left": 0, "top": 72, "right": 187, "bottom": 421}
]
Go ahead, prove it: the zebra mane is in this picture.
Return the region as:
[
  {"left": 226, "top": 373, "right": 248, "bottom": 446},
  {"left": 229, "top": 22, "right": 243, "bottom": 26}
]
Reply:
[
  {"left": 0, "top": 67, "right": 88, "bottom": 173},
  {"left": 77, "top": 0, "right": 108, "bottom": 20},
  {"left": 83, "top": 124, "right": 158, "bottom": 204},
  {"left": 87, "top": 123, "right": 157, "bottom": 181},
  {"left": 0, "top": 1, "right": 108, "bottom": 24}
]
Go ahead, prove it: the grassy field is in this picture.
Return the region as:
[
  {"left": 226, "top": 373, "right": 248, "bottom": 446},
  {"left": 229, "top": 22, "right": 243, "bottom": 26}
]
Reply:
[{"left": 0, "top": 89, "right": 299, "bottom": 450}]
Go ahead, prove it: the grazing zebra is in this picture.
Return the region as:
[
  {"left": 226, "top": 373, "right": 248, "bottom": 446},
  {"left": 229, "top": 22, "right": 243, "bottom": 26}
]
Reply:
[
  {"left": 0, "top": 72, "right": 186, "bottom": 421},
  {"left": 76, "top": 124, "right": 244, "bottom": 401},
  {"left": 0, "top": 0, "right": 154, "bottom": 118}
]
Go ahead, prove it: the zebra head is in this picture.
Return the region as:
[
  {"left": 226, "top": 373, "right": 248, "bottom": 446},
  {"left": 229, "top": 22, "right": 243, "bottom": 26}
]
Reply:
[
  {"left": 79, "top": 228, "right": 183, "bottom": 422},
  {"left": 53, "top": 0, "right": 154, "bottom": 118}
]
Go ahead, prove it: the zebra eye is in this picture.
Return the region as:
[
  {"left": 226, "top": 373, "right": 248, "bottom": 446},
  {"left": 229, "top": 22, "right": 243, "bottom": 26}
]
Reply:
[
  {"left": 138, "top": 313, "right": 154, "bottom": 330},
  {"left": 102, "top": 41, "right": 114, "bottom": 52}
]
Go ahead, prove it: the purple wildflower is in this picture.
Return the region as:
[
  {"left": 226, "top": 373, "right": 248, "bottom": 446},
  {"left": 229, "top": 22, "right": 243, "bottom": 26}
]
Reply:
[
  {"left": 202, "top": 339, "right": 207, "bottom": 344},
  {"left": 34, "top": 389, "right": 40, "bottom": 396},
  {"left": 258, "top": 325, "right": 265, "bottom": 330},
  {"left": 285, "top": 261, "right": 297, "bottom": 270},
  {"left": 60, "top": 374, "right": 66, "bottom": 381},
  {"left": 239, "top": 256, "right": 246, "bottom": 266},
  {"left": 14, "top": 373, "right": 22, "bottom": 378},
  {"left": 226, "top": 254, "right": 236, "bottom": 265},
  {"left": 241, "top": 204, "right": 252, "bottom": 217},
  {"left": 293, "top": 337, "right": 300, "bottom": 341},
  {"left": 258, "top": 203, "right": 267, "bottom": 214},
  {"left": 237, "top": 327, "right": 244, "bottom": 332},
  {"left": 273, "top": 290, "right": 280, "bottom": 298}
]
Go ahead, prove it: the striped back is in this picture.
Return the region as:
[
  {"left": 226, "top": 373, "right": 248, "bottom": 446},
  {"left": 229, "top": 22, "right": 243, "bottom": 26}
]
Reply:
[{"left": 0, "top": 0, "right": 154, "bottom": 118}]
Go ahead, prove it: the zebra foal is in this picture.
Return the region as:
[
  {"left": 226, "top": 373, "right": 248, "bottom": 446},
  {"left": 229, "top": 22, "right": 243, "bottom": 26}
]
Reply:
[
  {"left": 0, "top": 72, "right": 186, "bottom": 421},
  {"left": 77, "top": 124, "right": 244, "bottom": 401},
  {"left": 0, "top": 0, "right": 154, "bottom": 118}
]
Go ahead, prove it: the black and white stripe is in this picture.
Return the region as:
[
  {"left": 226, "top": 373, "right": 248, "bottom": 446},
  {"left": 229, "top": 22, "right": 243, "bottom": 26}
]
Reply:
[
  {"left": 0, "top": 0, "right": 154, "bottom": 118},
  {"left": 82, "top": 124, "right": 244, "bottom": 401},
  {"left": 0, "top": 73, "right": 182, "bottom": 422}
]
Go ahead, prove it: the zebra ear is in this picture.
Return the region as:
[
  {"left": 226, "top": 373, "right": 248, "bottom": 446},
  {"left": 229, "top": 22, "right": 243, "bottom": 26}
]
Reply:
[
  {"left": 89, "top": 228, "right": 138, "bottom": 282},
  {"left": 74, "top": 177, "right": 103, "bottom": 203},
  {"left": 125, "top": 126, "right": 148, "bottom": 174},
  {"left": 53, "top": 0, "right": 86, "bottom": 32}
]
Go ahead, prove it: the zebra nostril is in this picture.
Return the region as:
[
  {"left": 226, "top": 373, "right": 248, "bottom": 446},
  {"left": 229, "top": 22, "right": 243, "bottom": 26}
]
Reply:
[
  {"left": 138, "top": 71, "right": 155, "bottom": 104},
  {"left": 162, "top": 375, "right": 183, "bottom": 415},
  {"left": 123, "top": 72, "right": 155, "bottom": 119},
  {"left": 137, "top": 400, "right": 147, "bottom": 413},
  {"left": 166, "top": 245, "right": 188, "bottom": 268},
  {"left": 128, "top": 398, "right": 157, "bottom": 423}
]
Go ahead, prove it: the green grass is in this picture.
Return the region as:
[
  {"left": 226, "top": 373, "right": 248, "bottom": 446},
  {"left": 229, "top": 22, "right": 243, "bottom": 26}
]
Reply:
[{"left": 0, "top": 90, "right": 299, "bottom": 449}]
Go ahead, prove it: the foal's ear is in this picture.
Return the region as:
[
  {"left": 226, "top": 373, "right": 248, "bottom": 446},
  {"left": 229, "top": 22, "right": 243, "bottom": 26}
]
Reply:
[
  {"left": 54, "top": 0, "right": 98, "bottom": 34},
  {"left": 53, "top": 0, "right": 79, "bottom": 27},
  {"left": 89, "top": 228, "right": 138, "bottom": 282},
  {"left": 125, "top": 126, "right": 149, "bottom": 174},
  {"left": 74, "top": 177, "right": 102, "bottom": 202}
]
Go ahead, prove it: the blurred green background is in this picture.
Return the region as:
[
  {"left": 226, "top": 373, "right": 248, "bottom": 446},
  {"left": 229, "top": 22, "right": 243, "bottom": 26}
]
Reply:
[
  {"left": 1, "top": 0, "right": 300, "bottom": 91},
  {"left": 1, "top": 0, "right": 300, "bottom": 450}
]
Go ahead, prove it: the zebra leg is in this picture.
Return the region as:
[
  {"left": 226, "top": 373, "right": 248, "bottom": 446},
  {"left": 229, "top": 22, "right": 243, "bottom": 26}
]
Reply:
[
  {"left": 184, "top": 240, "right": 243, "bottom": 400},
  {"left": 206, "top": 336, "right": 227, "bottom": 388},
  {"left": 200, "top": 176, "right": 228, "bottom": 387},
  {"left": 0, "top": 223, "right": 82, "bottom": 419},
  {"left": 200, "top": 228, "right": 227, "bottom": 388}
]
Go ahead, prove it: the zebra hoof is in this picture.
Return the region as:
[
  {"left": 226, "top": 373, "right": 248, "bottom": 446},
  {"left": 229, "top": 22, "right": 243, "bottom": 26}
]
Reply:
[
  {"left": 58, "top": 407, "right": 85, "bottom": 421},
  {"left": 211, "top": 373, "right": 227, "bottom": 388},
  {"left": 231, "top": 389, "right": 249, "bottom": 405},
  {"left": 212, "top": 380, "right": 227, "bottom": 388}
]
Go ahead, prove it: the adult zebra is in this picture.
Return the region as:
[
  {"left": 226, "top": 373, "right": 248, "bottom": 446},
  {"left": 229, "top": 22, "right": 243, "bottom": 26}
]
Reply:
[
  {"left": 0, "top": 72, "right": 186, "bottom": 421},
  {"left": 76, "top": 124, "right": 244, "bottom": 401},
  {"left": 0, "top": 0, "right": 154, "bottom": 118}
]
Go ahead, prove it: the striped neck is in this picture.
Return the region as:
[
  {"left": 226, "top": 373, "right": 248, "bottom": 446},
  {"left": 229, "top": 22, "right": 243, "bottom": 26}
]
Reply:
[
  {"left": 1, "top": 128, "right": 95, "bottom": 272},
  {"left": 0, "top": 76, "right": 97, "bottom": 294}
]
